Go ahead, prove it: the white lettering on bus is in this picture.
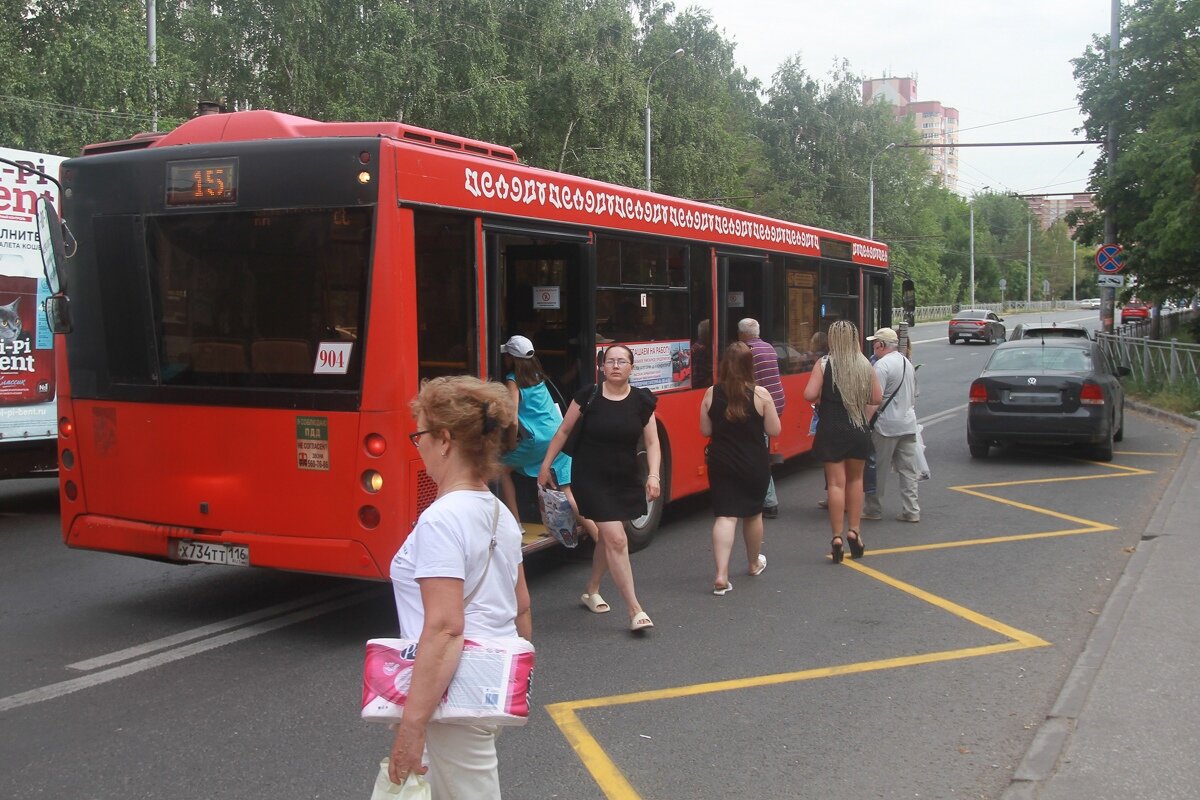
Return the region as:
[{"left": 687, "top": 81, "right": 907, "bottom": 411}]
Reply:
[
  {"left": 460, "top": 167, "right": 832, "bottom": 253},
  {"left": 852, "top": 243, "right": 888, "bottom": 262}
]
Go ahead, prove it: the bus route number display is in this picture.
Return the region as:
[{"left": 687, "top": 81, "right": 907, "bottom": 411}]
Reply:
[{"left": 165, "top": 158, "right": 238, "bottom": 206}]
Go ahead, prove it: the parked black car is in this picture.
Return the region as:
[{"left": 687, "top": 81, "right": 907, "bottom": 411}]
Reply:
[
  {"left": 967, "top": 339, "right": 1129, "bottom": 461},
  {"left": 1007, "top": 322, "right": 1093, "bottom": 341}
]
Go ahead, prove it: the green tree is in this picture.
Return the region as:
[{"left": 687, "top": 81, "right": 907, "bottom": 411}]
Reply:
[{"left": 1071, "top": 0, "right": 1200, "bottom": 299}]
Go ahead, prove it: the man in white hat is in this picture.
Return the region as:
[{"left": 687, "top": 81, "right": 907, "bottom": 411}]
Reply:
[{"left": 864, "top": 327, "right": 921, "bottom": 523}]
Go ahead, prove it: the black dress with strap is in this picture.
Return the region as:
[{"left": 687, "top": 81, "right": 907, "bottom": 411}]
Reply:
[
  {"left": 569, "top": 385, "right": 657, "bottom": 522},
  {"left": 706, "top": 385, "right": 770, "bottom": 517},
  {"left": 812, "top": 359, "right": 873, "bottom": 462}
]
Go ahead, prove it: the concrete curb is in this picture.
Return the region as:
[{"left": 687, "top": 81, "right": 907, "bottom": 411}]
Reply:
[
  {"left": 1124, "top": 398, "right": 1200, "bottom": 430},
  {"left": 1001, "top": 410, "right": 1200, "bottom": 798}
]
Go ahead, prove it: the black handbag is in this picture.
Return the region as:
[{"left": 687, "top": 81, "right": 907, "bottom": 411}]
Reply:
[{"left": 562, "top": 384, "right": 600, "bottom": 457}]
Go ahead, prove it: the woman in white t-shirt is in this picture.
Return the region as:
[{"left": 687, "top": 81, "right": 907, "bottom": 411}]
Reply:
[{"left": 388, "top": 376, "right": 532, "bottom": 798}]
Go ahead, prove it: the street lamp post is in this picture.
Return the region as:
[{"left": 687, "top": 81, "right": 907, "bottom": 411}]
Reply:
[
  {"left": 968, "top": 188, "right": 988, "bottom": 308},
  {"left": 969, "top": 202, "right": 975, "bottom": 308},
  {"left": 644, "top": 48, "right": 685, "bottom": 192},
  {"left": 868, "top": 142, "right": 896, "bottom": 240}
]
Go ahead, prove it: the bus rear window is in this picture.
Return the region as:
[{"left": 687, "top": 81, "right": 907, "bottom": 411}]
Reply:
[{"left": 145, "top": 208, "right": 370, "bottom": 390}]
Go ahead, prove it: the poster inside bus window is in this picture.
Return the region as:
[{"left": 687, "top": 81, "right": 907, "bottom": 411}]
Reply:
[{"left": 596, "top": 340, "right": 691, "bottom": 392}]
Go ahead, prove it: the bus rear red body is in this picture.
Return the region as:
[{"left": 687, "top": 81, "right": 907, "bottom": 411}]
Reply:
[{"left": 54, "top": 110, "right": 889, "bottom": 580}]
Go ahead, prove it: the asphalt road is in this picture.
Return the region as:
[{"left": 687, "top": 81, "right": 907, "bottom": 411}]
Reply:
[{"left": 1, "top": 308, "right": 1188, "bottom": 800}]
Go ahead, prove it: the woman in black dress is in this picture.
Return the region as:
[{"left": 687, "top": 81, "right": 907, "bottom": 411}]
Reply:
[
  {"left": 700, "top": 342, "right": 782, "bottom": 594},
  {"left": 538, "top": 345, "right": 661, "bottom": 632},
  {"left": 803, "top": 321, "right": 882, "bottom": 563}
]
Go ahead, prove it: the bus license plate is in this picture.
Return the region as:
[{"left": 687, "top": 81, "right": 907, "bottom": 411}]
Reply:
[{"left": 175, "top": 540, "right": 250, "bottom": 567}]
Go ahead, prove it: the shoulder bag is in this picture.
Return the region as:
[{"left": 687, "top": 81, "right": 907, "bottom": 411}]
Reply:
[
  {"left": 868, "top": 359, "right": 907, "bottom": 430},
  {"left": 561, "top": 384, "right": 601, "bottom": 457}
]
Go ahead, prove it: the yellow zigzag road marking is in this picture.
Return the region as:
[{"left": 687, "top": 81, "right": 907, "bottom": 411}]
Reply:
[{"left": 547, "top": 455, "right": 1155, "bottom": 799}]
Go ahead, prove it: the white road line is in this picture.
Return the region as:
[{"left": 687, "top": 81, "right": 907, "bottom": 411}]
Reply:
[
  {"left": 68, "top": 585, "right": 364, "bottom": 671},
  {"left": 0, "top": 590, "right": 375, "bottom": 714},
  {"left": 919, "top": 405, "right": 967, "bottom": 427}
]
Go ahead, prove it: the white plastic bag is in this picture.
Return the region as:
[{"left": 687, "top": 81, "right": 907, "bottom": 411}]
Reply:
[
  {"left": 537, "top": 485, "right": 579, "bottom": 548},
  {"left": 913, "top": 424, "right": 931, "bottom": 481},
  {"left": 370, "top": 759, "right": 430, "bottom": 800}
]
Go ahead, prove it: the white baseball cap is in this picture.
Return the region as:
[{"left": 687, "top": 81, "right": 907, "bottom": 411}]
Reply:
[{"left": 501, "top": 335, "right": 535, "bottom": 358}]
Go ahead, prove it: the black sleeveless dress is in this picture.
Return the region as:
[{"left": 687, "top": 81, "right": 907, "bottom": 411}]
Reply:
[
  {"left": 570, "top": 385, "right": 657, "bottom": 522},
  {"left": 706, "top": 385, "right": 770, "bottom": 517},
  {"left": 812, "top": 359, "right": 873, "bottom": 462}
]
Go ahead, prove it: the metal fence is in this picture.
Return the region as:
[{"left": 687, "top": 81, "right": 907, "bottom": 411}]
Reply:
[
  {"left": 1097, "top": 308, "right": 1200, "bottom": 388},
  {"left": 894, "top": 300, "right": 1082, "bottom": 324}
]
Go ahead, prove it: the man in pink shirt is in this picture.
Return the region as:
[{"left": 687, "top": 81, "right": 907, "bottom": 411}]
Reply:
[{"left": 738, "top": 318, "right": 785, "bottom": 517}]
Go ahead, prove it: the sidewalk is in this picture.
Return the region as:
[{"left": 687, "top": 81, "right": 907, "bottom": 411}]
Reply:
[{"left": 1002, "top": 404, "right": 1200, "bottom": 800}]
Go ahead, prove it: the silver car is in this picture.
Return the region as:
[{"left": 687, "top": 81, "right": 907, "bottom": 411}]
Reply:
[{"left": 948, "top": 309, "right": 1006, "bottom": 345}]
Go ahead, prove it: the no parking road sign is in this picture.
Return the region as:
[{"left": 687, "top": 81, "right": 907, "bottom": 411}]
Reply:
[{"left": 1096, "top": 244, "right": 1125, "bottom": 273}]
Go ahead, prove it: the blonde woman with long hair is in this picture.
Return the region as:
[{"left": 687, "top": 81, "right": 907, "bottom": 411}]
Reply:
[{"left": 802, "top": 321, "right": 883, "bottom": 562}]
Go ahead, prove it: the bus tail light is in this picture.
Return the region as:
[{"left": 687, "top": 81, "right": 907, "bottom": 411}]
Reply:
[
  {"left": 61, "top": 449, "right": 74, "bottom": 469},
  {"left": 358, "top": 505, "right": 381, "bottom": 529},
  {"left": 362, "top": 470, "right": 383, "bottom": 493},
  {"left": 365, "top": 434, "right": 387, "bottom": 456},
  {"left": 969, "top": 381, "right": 989, "bottom": 404},
  {"left": 64, "top": 481, "right": 78, "bottom": 501},
  {"left": 59, "top": 416, "right": 73, "bottom": 437},
  {"left": 1080, "top": 382, "right": 1105, "bottom": 405}
]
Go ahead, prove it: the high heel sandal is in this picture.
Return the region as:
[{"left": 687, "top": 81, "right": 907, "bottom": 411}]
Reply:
[
  {"left": 830, "top": 535, "right": 844, "bottom": 564},
  {"left": 847, "top": 528, "right": 866, "bottom": 560}
]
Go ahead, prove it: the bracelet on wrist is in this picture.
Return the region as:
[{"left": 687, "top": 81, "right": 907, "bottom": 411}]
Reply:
[{"left": 647, "top": 474, "right": 660, "bottom": 480}]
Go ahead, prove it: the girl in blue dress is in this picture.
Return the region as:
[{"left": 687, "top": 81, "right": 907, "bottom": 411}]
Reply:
[{"left": 498, "top": 335, "right": 577, "bottom": 532}]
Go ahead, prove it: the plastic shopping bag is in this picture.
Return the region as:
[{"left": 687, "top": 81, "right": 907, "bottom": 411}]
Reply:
[
  {"left": 370, "top": 759, "right": 430, "bottom": 800},
  {"left": 538, "top": 485, "right": 579, "bottom": 548},
  {"left": 913, "top": 425, "right": 931, "bottom": 481},
  {"left": 362, "top": 637, "right": 535, "bottom": 726}
]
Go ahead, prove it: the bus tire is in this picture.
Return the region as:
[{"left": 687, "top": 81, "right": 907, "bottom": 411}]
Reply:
[{"left": 624, "top": 432, "right": 669, "bottom": 552}]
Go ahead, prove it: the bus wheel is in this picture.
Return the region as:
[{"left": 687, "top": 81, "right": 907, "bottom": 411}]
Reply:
[{"left": 624, "top": 447, "right": 668, "bottom": 552}]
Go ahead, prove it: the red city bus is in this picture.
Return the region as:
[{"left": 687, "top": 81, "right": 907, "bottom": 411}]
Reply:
[{"left": 47, "top": 109, "right": 890, "bottom": 579}]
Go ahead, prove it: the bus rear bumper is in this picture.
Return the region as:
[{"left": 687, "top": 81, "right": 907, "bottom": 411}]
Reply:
[{"left": 64, "top": 514, "right": 388, "bottom": 580}]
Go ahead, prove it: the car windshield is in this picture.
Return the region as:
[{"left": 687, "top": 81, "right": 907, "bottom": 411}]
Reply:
[
  {"left": 957, "top": 310, "right": 987, "bottom": 319},
  {"left": 987, "top": 347, "right": 1093, "bottom": 372}
]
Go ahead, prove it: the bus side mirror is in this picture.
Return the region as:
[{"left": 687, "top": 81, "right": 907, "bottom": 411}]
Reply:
[
  {"left": 43, "top": 294, "right": 71, "bottom": 334},
  {"left": 36, "top": 196, "right": 67, "bottom": 295}
]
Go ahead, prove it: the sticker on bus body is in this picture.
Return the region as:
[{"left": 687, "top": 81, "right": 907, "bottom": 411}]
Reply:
[
  {"left": 314, "top": 341, "right": 353, "bottom": 374},
  {"left": 296, "top": 415, "right": 330, "bottom": 471}
]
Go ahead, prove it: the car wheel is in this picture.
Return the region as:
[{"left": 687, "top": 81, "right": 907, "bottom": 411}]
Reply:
[
  {"left": 968, "top": 434, "right": 989, "bottom": 459},
  {"left": 1114, "top": 401, "right": 1125, "bottom": 442},
  {"left": 948, "top": 336, "right": 956, "bottom": 345},
  {"left": 985, "top": 332, "right": 994, "bottom": 345},
  {"left": 1093, "top": 425, "right": 1114, "bottom": 462},
  {"left": 997, "top": 329, "right": 1006, "bottom": 342}
]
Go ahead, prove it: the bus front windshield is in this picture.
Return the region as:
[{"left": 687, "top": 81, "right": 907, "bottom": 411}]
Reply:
[{"left": 144, "top": 207, "right": 371, "bottom": 391}]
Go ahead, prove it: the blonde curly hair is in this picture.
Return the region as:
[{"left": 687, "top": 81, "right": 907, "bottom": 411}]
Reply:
[
  {"left": 410, "top": 376, "right": 516, "bottom": 481},
  {"left": 826, "top": 321, "right": 874, "bottom": 430}
]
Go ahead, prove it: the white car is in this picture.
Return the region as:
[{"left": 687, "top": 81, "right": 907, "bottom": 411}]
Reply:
[{"left": 1079, "top": 297, "right": 1102, "bottom": 309}]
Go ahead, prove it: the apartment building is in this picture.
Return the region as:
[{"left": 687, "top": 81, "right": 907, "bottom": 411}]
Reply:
[
  {"left": 1023, "top": 193, "right": 1097, "bottom": 230},
  {"left": 862, "top": 76, "right": 959, "bottom": 191}
]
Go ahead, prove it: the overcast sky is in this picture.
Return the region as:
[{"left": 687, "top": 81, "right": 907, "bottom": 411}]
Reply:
[{"left": 689, "top": 0, "right": 1113, "bottom": 198}]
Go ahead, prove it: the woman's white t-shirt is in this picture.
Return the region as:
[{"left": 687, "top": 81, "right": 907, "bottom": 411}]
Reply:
[{"left": 390, "top": 489, "right": 524, "bottom": 639}]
